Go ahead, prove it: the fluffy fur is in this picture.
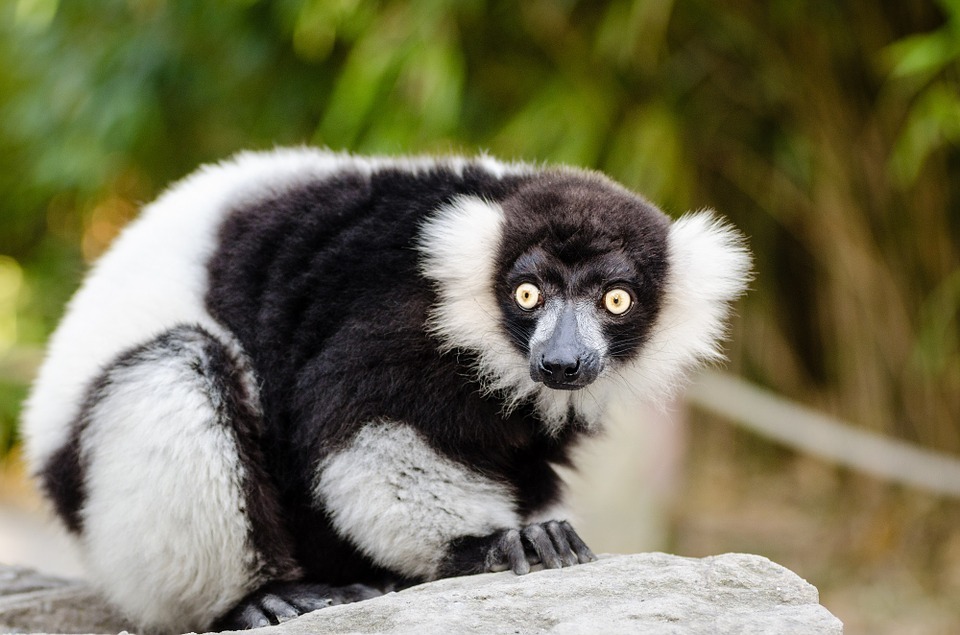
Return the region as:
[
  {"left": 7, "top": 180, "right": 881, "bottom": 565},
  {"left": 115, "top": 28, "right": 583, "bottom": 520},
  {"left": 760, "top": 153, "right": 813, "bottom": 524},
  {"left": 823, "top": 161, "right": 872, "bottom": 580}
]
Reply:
[
  {"left": 316, "top": 421, "right": 520, "bottom": 579},
  {"left": 22, "top": 148, "right": 750, "bottom": 633}
]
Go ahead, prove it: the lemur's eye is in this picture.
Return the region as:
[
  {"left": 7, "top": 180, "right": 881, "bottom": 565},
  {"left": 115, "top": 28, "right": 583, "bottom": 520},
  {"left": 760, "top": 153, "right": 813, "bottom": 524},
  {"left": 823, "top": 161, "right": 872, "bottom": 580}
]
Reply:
[
  {"left": 603, "top": 288, "right": 632, "bottom": 315},
  {"left": 514, "top": 283, "right": 542, "bottom": 310}
]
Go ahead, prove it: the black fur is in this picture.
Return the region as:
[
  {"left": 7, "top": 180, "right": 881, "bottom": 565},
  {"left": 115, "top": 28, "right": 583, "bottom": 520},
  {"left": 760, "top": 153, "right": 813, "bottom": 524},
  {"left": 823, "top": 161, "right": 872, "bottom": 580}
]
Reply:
[
  {"left": 190, "top": 327, "right": 303, "bottom": 583},
  {"left": 38, "top": 418, "right": 87, "bottom": 534}
]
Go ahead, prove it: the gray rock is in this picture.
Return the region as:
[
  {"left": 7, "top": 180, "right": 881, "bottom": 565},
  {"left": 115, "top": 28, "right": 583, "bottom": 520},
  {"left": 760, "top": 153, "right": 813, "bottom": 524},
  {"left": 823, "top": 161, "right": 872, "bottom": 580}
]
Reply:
[
  {"left": 0, "top": 553, "right": 842, "bottom": 635},
  {"left": 0, "top": 565, "right": 131, "bottom": 634}
]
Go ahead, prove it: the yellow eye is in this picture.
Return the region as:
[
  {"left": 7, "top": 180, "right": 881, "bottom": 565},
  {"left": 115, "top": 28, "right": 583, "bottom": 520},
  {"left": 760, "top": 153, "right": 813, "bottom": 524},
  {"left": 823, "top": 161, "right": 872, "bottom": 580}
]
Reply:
[
  {"left": 515, "top": 283, "right": 542, "bottom": 310},
  {"left": 604, "top": 288, "right": 632, "bottom": 315}
]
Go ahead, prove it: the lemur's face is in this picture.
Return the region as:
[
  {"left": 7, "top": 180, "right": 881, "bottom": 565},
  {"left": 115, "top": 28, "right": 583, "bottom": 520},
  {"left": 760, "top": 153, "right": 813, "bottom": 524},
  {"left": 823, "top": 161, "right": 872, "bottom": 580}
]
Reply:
[{"left": 496, "top": 176, "right": 670, "bottom": 391}]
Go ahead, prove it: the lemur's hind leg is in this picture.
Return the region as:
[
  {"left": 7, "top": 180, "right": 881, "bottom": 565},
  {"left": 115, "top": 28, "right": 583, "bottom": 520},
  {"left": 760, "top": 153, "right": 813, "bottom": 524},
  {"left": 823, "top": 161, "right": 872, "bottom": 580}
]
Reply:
[
  {"left": 37, "top": 325, "right": 305, "bottom": 634},
  {"left": 214, "top": 581, "right": 382, "bottom": 630}
]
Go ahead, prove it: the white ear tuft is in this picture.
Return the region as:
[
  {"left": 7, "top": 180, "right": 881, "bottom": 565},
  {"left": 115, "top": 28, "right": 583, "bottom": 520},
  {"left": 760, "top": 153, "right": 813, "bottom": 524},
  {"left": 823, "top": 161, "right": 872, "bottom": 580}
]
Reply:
[{"left": 617, "top": 210, "right": 752, "bottom": 404}]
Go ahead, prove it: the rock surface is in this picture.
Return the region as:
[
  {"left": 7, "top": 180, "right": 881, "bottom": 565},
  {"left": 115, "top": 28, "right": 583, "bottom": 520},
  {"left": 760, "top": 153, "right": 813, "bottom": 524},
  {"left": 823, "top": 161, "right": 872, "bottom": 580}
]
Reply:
[
  {"left": 0, "top": 553, "right": 842, "bottom": 635},
  {"left": 0, "top": 565, "right": 130, "bottom": 634}
]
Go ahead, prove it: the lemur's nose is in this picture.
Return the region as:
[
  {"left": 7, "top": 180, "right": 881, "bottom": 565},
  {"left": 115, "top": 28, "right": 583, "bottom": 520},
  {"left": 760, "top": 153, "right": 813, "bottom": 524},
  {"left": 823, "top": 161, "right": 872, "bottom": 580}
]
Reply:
[{"left": 539, "top": 355, "right": 581, "bottom": 380}]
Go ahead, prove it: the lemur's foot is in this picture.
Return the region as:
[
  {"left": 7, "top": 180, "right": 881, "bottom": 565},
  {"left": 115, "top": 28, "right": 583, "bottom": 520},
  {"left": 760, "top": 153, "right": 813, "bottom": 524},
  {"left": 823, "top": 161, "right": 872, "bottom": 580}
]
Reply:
[
  {"left": 213, "top": 581, "right": 381, "bottom": 630},
  {"left": 442, "top": 520, "right": 596, "bottom": 577}
]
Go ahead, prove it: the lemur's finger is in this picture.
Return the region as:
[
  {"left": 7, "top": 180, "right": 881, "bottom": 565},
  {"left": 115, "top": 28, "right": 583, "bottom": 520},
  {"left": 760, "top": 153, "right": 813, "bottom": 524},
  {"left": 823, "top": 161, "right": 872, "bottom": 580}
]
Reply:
[
  {"left": 502, "top": 529, "right": 530, "bottom": 575},
  {"left": 332, "top": 583, "right": 382, "bottom": 604},
  {"left": 235, "top": 604, "right": 271, "bottom": 629},
  {"left": 260, "top": 594, "right": 300, "bottom": 623},
  {"left": 544, "top": 520, "right": 578, "bottom": 567},
  {"left": 284, "top": 587, "right": 333, "bottom": 613},
  {"left": 522, "top": 524, "right": 562, "bottom": 569},
  {"left": 560, "top": 520, "right": 596, "bottom": 563}
]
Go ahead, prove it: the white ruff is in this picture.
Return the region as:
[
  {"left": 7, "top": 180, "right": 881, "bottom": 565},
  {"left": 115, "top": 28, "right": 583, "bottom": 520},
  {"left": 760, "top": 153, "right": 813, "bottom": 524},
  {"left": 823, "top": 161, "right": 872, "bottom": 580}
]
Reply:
[
  {"left": 418, "top": 200, "right": 751, "bottom": 430},
  {"left": 315, "top": 421, "right": 520, "bottom": 580},
  {"left": 601, "top": 210, "right": 752, "bottom": 405},
  {"left": 417, "top": 195, "right": 584, "bottom": 432}
]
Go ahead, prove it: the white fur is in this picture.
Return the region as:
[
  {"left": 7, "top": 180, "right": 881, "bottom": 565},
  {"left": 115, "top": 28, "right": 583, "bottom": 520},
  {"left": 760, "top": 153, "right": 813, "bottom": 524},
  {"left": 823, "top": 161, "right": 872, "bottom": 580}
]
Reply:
[
  {"left": 524, "top": 500, "right": 573, "bottom": 525},
  {"left": 574, "top": 300, "right": 609, "bottom": 355},
  {"left": 527, "top": 299, "right": 561, "bottom": 352},
  {"left": 78, "top": 343, "right": 260, "bottom": 634},
  {"left": 315, "top": 421, "right": 520, "bottom": 580},
  {"left": 608, "top": 211, "right": 752, "bottom": 404}
]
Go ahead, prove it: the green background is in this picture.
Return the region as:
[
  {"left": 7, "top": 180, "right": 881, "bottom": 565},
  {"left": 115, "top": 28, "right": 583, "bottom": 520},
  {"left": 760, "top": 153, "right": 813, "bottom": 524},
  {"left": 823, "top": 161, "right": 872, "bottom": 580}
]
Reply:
[{"left": 1, "top": 1, "right": 959, "bottom": 631}]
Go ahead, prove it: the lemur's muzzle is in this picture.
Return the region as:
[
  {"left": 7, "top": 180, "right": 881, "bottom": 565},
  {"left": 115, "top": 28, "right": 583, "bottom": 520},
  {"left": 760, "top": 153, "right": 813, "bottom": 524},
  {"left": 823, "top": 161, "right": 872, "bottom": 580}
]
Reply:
[{"left": 529, "top": 303, "right": 603, "bottom": 390}]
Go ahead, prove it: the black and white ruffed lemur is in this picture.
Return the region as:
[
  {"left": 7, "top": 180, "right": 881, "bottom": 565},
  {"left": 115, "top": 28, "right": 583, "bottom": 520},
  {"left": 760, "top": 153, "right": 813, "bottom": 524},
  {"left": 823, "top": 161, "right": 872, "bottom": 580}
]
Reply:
[{"left": 22, "top": 149, "right": 751, "bottom": 633}]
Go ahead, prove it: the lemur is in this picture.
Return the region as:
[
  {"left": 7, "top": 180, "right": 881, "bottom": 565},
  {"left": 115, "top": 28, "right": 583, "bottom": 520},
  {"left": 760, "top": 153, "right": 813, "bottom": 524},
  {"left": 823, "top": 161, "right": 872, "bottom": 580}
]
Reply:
[{"left": 22, "top": 149, "right": 751, "bottom": 633}]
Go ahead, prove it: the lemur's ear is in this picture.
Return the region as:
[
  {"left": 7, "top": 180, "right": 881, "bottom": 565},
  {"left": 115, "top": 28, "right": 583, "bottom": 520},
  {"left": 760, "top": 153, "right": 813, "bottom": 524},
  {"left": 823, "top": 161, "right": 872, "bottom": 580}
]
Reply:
[{"left": 618, "top": 211, "right": 752, "bottom": 404}]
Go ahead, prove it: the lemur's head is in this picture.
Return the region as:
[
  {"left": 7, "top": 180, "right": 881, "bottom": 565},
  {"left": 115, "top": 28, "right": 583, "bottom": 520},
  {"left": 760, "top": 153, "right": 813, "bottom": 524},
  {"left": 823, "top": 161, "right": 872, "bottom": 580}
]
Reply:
[
  {"left": 494, "top": 176, "right": 670, "bottom": 391},
  {"left": 419, "top": 166, "right": 750, "bottom": 429}
]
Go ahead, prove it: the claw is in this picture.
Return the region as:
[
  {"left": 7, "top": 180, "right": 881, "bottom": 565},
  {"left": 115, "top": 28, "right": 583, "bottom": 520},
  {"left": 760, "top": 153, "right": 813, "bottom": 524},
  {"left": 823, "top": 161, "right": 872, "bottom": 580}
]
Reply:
[
  {"left": 260, "top": 594, "right": 299, "bottom": 623},
  {"left": 519, "top": 520, "right": 595, "bottom": 571}
]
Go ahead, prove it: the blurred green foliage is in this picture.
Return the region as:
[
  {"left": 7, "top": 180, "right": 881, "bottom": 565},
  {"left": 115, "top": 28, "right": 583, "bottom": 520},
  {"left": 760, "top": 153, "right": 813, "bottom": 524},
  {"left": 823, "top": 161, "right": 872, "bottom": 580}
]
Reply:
[{"left": 0, "top": 0, "right": 958, "bottom": 455}]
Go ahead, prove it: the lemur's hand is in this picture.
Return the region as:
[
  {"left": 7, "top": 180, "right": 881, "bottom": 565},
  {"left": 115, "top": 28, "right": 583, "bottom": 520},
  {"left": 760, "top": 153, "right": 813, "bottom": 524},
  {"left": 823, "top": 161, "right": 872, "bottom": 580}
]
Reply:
[{"left": 441, "top": 520, "right": 596, "bottom": 577}]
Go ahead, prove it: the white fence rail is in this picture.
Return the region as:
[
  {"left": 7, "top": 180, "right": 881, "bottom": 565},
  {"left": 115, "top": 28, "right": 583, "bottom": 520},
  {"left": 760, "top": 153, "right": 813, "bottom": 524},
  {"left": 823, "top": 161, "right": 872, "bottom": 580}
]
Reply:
[{"left": 688, "top": 371, "right": 960, "bottom": 498}]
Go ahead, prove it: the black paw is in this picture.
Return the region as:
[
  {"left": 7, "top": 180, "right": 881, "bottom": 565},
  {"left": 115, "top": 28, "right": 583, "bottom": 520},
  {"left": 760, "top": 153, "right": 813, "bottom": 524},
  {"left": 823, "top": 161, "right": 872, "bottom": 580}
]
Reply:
[
  {"left": 213, "top": 581, "right": 381, "bottom": 630},
  {"left": 442, "top": 520, "right": 596, "bottom": 577}
]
